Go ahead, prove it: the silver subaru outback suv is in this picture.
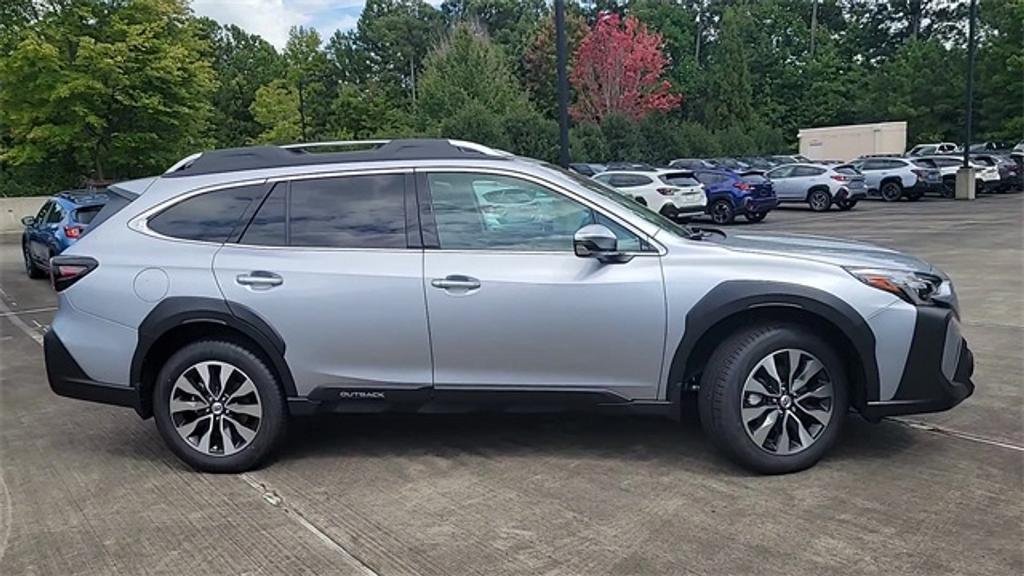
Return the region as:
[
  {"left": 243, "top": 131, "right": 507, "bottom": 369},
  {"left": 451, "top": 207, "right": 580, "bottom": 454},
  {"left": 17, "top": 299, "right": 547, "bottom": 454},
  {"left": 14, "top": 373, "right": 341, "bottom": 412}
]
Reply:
[{"left": 44, "top": 139, "right": 974, "bottom": 474}]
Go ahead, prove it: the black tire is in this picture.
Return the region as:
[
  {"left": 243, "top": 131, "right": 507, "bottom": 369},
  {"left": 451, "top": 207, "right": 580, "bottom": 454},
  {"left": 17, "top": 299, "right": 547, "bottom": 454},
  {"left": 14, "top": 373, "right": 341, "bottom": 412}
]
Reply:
[
  {"left": 744, "top": 211, "right": 767, "bottom": 223},
  {"left": 836, "top": 198, "right": 857, "bottom": 211},
  {"left": 807, "top": 189, "right": 832, "bottom": 212},
  {"left": 659, "top": 205, "right": 679, "bottom": 220},
  {"left": 697, "top": 323, "right": 848, "bottom": 474},
  {"left": 906, "top": 189, "right": 923, "bottom": 201},
  {"left": 709, "top": 199, "right": 735, "bottom": 225},
  {"left": 153, "top": 340, "right": 287, "bottom": 473},
  {"left": 879, "top": 180, "right": 903, "bottom": 202},
  {"left": 942, "top": 177, "right": 956, "bottom": 198},
  {"left": 23, "top": 242, "right": 46, "bottom": 279}
]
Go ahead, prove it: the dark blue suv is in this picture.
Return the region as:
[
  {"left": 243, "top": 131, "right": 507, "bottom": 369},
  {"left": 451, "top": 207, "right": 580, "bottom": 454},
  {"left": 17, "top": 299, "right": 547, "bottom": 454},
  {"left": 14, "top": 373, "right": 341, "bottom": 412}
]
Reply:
[
  {"left": 693, "top": 169, "right": 778, "bottom": 224},
  {"left": 22, "top": 190, "right": 107, "bottom": 278}
]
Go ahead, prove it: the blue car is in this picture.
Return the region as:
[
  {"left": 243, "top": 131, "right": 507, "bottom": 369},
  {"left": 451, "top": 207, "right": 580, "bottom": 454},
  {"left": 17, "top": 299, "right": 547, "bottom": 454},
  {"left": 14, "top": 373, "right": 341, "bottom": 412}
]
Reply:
[
  {"left": 22, "top": 190, "right": 108, "bottom": 278},
  {"left": 692, "top": 169, "right": 778, "bottom": 224}
]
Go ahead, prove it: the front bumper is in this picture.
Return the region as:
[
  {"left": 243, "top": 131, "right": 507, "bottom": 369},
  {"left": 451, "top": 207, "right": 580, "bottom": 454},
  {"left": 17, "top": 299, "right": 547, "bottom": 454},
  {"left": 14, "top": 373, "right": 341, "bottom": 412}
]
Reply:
[
  {"left": 45, "top": 329, "right": 141, "bottom": 412},
  {"left": 861, "top": 307, "right": 974, "bottom": 420}
]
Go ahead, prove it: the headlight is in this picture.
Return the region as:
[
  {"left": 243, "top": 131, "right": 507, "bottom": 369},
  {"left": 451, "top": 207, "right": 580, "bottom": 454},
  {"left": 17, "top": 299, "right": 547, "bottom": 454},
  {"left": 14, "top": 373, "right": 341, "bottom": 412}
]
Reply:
[{"left": 846, "top": 267, "right": 943, "bottom": 305}]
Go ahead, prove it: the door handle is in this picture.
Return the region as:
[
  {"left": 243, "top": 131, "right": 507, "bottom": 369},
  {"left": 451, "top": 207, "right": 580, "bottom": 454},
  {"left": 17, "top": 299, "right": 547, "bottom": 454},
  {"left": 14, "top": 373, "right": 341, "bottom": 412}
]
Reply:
[
  {"left": 236, "top": 271, "right": 283, "bottom": 288},
  {"left": 431, "top": 275, "right": 481, "bottom": 290}
]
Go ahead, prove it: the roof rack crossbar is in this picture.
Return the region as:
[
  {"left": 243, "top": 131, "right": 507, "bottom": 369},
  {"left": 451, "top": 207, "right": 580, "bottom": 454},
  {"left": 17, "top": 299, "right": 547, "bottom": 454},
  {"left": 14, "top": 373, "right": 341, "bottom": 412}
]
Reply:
[{"left": 279, "top": 140, "right": 391, "bottom": 150}]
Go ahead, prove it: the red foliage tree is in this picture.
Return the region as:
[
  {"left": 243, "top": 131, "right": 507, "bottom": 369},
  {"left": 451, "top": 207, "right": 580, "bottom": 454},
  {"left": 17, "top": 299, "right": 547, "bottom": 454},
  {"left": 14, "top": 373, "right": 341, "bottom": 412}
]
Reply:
[{"left": 570, "top": 12, "right": 682, "bottom": 124}]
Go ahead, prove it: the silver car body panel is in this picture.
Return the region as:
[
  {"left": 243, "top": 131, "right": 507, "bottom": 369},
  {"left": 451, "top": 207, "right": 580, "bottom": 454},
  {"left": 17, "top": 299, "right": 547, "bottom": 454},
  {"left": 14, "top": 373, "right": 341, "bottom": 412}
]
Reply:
[{"left": 55, "top": 148, "right": 952, "bottom": 408}]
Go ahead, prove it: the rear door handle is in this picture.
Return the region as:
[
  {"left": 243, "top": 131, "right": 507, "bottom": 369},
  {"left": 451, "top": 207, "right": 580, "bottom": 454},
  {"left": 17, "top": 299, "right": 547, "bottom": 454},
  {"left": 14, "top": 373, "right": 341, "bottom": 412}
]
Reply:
[
  {"left": 236, "top": 271, "right": 283, "bottom": 288},
  {"left": 431, "top": 275, "right": 481, "bottom": 290}
]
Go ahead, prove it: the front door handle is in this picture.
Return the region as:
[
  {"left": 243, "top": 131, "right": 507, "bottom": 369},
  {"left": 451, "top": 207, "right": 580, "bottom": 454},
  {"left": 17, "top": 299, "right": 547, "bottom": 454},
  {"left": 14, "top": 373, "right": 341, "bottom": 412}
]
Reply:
[
  {"left": 236, "top": 271, "right": 283, "bottom": 289},
  {"left": 431, "top": 275, "right": 481, "bottom": 291}
]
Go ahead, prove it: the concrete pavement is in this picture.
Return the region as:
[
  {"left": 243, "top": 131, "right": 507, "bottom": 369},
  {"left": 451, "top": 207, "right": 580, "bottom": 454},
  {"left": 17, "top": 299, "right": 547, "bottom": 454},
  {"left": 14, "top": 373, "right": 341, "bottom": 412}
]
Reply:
[{"left": 0, "top": 195, "right": 1021, "bottom": 575}]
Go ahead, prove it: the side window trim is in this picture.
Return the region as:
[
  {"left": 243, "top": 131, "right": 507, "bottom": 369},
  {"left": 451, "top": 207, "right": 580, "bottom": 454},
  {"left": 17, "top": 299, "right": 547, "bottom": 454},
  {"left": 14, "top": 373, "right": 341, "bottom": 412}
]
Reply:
[{"left": 415, "top": 168, "right": 657, "bottom": 255}]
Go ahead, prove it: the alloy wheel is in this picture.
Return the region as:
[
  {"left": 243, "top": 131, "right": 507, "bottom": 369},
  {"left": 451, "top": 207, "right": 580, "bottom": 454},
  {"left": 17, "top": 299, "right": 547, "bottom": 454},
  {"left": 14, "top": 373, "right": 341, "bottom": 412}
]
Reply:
[
  {"left": 711, "top": 201, "right": 732, "bottom": 224},
  {"left": 169, "top": 361, "right": 263, "bottom": 456},
  {"left": 740, "top": 348, "right": 834, "bottom": 455},
  {"left": 810, "top": 191, "right": 830, "bottom": 211}
]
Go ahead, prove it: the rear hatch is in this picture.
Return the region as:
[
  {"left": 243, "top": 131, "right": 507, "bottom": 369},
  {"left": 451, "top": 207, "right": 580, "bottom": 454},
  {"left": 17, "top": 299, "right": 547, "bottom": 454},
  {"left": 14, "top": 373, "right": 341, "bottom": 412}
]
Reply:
[
  {"left": 910, "top": 159, "right": 943, "bottom": 184},
  {"left": 739, "top": 172, "right": 774, "bottom": 197},
  {"left": 834, "top": 165, "right": 866, "bottom": 190}
]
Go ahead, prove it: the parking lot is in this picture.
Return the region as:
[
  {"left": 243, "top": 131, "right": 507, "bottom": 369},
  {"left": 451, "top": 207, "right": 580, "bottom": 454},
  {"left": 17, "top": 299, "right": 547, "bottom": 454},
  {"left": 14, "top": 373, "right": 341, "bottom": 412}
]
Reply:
[{"left": 0, "top": 195, "right": 1021, "bottom": 575}]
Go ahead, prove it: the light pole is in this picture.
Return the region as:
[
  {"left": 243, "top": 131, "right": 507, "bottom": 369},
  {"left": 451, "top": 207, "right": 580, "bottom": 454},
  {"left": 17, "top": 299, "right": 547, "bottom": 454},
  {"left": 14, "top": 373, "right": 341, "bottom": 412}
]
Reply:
[
  {"left": 555, "top": 0, "right": 571, "bottom": 168},
  {"left": 956, "top": 0, "right": 978, "bottom": 200}
]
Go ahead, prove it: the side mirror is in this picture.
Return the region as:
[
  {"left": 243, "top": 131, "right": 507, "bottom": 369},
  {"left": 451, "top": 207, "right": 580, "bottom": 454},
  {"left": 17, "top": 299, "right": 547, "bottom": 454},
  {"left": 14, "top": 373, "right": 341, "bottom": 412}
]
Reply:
[
  {"left": 21, "top": 215, "right": 35, "bottom": 227},
  {"left": 574, "top": 224, "right": 631, "bottom": 263}
]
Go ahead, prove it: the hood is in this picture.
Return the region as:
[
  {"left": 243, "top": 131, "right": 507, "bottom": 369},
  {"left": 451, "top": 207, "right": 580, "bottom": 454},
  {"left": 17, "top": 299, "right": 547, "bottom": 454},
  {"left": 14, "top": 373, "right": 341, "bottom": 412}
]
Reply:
[{"left": 713, "top": 232, "right": 937, "bottom": 274}]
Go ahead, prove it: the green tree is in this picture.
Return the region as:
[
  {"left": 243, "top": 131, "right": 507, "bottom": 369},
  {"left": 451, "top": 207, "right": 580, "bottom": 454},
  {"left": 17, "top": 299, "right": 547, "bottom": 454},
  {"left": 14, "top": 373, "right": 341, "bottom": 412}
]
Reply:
[
  {"left": 441, "top": 0, "right": 548, "bottom": 64},
  {"left": 974, "top": 0, "right": 1024, "bottom": 143},
  {"left": 521, "top": 8, "right": 587, "bottom": 119},
  {"left": 356, "top": 0, "right": 445, "bottom": 103},
  {"left": 0, "top": 0, "right": 214, "bottom": 184},
  {"left": 250, "top": 79, "right": 302, "bottom": 144},
  {"left": 283, "top": 26, "right": 334, "bottom": 140},
  {"left": 418, "top": 22, "right": 529, "bottom": 129},
  {"left": 204, "top": 23, "right": 285, "bottom": 147},
  {"left": 703, "top": 7, "right": 754, "bottom": 129}
]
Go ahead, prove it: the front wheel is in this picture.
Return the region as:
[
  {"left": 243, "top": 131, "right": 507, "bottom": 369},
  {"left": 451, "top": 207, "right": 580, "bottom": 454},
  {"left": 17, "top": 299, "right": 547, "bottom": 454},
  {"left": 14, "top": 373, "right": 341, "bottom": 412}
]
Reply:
[
  {"left": 698, "top": 324, "right": 848, "bottom": 474},
  {"left": 709, "top": 199, "right": 735, "bottom": 225},
  {"left": 153, "top": 340, "right": 287, "bottom": 473}
]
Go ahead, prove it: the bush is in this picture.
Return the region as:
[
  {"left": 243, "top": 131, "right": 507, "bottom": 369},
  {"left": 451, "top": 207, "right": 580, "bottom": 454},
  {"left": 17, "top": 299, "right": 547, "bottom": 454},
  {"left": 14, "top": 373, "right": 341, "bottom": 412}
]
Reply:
[
  {"left": 503, "top": 109, "right": 559, "bottom": 163},
  {"left": 570, "top": 122, "right": 609, "bottom": 163}
]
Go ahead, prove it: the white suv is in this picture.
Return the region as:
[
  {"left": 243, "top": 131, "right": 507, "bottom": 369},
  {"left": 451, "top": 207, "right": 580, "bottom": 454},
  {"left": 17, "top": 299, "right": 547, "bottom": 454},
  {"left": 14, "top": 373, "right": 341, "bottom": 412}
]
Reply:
[{"left": 593, "top": 169, "right": 706, "bottom": 220}]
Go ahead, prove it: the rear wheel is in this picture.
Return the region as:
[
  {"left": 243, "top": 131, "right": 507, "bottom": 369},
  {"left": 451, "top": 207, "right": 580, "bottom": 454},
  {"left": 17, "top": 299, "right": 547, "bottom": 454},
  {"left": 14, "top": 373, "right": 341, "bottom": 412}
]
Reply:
[
  {"left": 836, "top": 198, "right": 857, "bottom": 211},
  {"left": 807, "top": 189, "right": 832, "bottom": 212},
  {"left": 153, "top": 340, "right": 287, "bottom": 473},
  {"left": 879, "top": 181, "right": 903, "bottom": 202},
  {"left": 698, "top": 324, "right": 848, "bottom": 474},
  {"left": 906, "top": 189, "right": 924, "bottom": 201},
  {"left": 709, "top": 199, "right": 735, "bottom": 225},
  {"left": 942, "top": 177, "right": 956, "bottom": 198},
  {"left": 23, "top": 242, "right": 45, "bottom": 279},
  {"left": 744, "top": 211, "right": 767, "bottom": 223}
]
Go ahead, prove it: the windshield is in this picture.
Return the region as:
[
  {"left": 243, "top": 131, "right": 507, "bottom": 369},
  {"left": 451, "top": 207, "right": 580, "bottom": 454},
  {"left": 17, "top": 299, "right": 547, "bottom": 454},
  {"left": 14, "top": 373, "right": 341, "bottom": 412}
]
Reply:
[{"left": 544, "top": 163, "right": 695, "bottom": 239}]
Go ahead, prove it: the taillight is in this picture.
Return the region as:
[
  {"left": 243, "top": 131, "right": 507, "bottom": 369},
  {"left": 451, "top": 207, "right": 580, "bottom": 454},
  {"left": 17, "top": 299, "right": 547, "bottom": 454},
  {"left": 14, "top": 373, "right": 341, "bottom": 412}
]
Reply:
[
  {"left": 50, "top": 256, "right": 97, "bottom": 292},
  {"left": 831, "top": 174, "right": 849, "bottom": 182},
  {"left": 735, "top": 182, "right": 751, "bottom": 191},
  {"left": 656, "top": 187, "right": 677, "bottom": 196},
  {"left": 64, "top": 225, "right": 83, "bottom": 239}
]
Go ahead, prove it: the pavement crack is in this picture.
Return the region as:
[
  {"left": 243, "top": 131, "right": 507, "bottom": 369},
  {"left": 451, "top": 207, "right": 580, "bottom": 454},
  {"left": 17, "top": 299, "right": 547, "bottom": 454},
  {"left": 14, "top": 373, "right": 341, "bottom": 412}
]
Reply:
[
  {"left": 891, "top": 417, "right": 1024, "bottom": 452},
  {"left": 239, "top": 473, "right": 381, "bottom": 576}
]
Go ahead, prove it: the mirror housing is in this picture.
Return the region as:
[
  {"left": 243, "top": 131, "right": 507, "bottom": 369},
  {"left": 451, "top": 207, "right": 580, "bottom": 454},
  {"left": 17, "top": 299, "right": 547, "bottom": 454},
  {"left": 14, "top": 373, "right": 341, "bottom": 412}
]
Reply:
[
  {"left": 573, "top": 224, "right": 632, "bottom": 263},
  {"left": 20, "top": 215, "right": 35, "bottom": 227}
]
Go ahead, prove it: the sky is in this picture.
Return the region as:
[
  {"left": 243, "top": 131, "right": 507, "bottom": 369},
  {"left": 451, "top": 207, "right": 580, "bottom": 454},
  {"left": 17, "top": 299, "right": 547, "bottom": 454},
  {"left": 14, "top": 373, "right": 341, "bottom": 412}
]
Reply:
[
  {"left": 191, "top": 1, "right": 363, "bottom": 48},
  {"left": 190, "top": 1, "right": 441, "bottom": 50}
]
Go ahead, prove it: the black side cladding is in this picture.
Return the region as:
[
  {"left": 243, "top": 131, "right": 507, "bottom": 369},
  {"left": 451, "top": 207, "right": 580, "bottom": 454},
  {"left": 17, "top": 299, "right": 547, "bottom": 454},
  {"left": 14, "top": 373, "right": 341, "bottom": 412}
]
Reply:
[{"left": 672, "top": 280, "right": 880, "bottom": 402}]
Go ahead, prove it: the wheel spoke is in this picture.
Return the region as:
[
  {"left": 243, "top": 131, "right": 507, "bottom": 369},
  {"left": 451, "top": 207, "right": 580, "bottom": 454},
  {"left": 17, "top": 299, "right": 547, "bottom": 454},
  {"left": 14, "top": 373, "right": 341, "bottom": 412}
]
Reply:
[
  {"left": 758, "top": 355, "right": 783, "bottom": 388},
  {"left": 224, "top": 377, "right": 256, "bottom": 403},
  {"left": 775, "top": 412, "right": 792, "bottom": 454},
  {"left": 786, "top": 350, "right": 801, "bottom": 387},
  {"left": 742, "top": 405, "right": 772, "bottom": 425},
  {"left": 796, "top": 384, "right": 831, "bottom": 403},
  {"left": 225, "top": 415, "right": 257, "bottom": 445},
  {"left": 173, "top": 374, "right": 206, "bottom": 401},
  {"left": 228, "top": 402, "right": 261, "bottom": 418},
  {"left": 791, "top": 358, "right": 823, "bottom": 395},
  {"left": 792, "top": 413, "right": 814, "bottom": 448},
  {"left": 743, "top": 374, "right": 776, "bottom": 398},
  {"left": 750, "top": 410, "right": 779, "bottom": 447},
  {"left": 795, "top": 402, "right": 831, "bottom": 428},
  {"left": 170, "top": 397, "right": 206, "bottom": 414}
]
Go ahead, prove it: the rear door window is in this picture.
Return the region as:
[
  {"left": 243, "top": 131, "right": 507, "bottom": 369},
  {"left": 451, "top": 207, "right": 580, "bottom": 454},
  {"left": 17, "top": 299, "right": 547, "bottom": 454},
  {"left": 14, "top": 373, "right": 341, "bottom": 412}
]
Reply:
[
  {"left": 148, "top": 184, "right": 266, "bottom": 243},
  {"left": 46, "top": 203, "right": 64, "bottom": 224},
  {"left": 288, "top": 175, "right": 406, "bottom": 248}
]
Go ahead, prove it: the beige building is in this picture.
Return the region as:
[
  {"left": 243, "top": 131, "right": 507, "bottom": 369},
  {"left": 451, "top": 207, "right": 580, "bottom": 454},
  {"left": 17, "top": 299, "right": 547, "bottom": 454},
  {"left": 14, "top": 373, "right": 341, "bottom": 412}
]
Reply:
[{"left": 798, "top": 121, "right": 907, "bottom": 162}]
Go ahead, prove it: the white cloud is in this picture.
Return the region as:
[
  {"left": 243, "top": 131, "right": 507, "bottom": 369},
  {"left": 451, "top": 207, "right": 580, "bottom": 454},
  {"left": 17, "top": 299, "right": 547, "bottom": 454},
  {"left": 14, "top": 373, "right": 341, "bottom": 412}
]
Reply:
[{"left": 192, "top": 0, "right": 366, "bottom": 49}]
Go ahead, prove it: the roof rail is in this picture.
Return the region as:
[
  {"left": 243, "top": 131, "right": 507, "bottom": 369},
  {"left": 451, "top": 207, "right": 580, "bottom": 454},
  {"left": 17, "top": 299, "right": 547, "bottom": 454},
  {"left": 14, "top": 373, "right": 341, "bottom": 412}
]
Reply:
[{"left": 163, "top": 139, "right": 512, "bottom": 178}]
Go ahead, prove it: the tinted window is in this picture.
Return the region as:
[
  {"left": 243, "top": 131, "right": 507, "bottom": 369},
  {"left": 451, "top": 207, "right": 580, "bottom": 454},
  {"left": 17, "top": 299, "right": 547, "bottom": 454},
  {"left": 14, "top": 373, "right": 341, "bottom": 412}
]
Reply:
[
  {"left": 882, "top": 159, "right": 908, "bottom": 169},
  {"left": 46, "top": 203, "right": 64, "bottom": 223},
  {"left": 741, "top": 174, "right": 768, "bottom": 184},
  {"left": 860, "top": 159, "right": 886, "bottom": 170},
  {"left": 428, "top": 173, "right": 642, "bottom": 252},
  {"left": 695, "top": 172, "right": 720, "bottom": 185},
  {"left": 768, "top": 166, "right": 794, "bottom": 178},
  {"left": 911, "top": 159, "right": 938, "bottom": 168},
  {"left": 83, "top": 188, "right": 136, "bottom": 235},
  {"left": 149, "top": 184, "right": 265, "bottom": 242},
  {"left": 834, "top": 165, "right": 860, "bottom": 175},
  {"left": 660, "top": 173, "right": 700, "bottom": 187},
  {"left": 289, "top": 175, "right": 405, "bottom": 248},
  {"left": 35, "top": 201, "right": 53, "bottom": 221},
  {"left": 793, "top": 166, "right": 826, "bottom": 177},
  {"left": 239, "top": 185, "right": 286, "bottom": 245},
  {"left": 74, "top": 206, "right": 102, "bottom": 224}
]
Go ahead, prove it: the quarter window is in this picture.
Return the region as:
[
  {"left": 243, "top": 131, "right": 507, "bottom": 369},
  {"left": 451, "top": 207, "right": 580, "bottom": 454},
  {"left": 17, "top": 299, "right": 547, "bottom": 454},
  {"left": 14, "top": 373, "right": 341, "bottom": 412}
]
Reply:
[
  {"left": 149, "top": 184, "right": 266, "bottom": 243},
  {"left": 427, "top": 173, "right": 643, "bottom": 252}
]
